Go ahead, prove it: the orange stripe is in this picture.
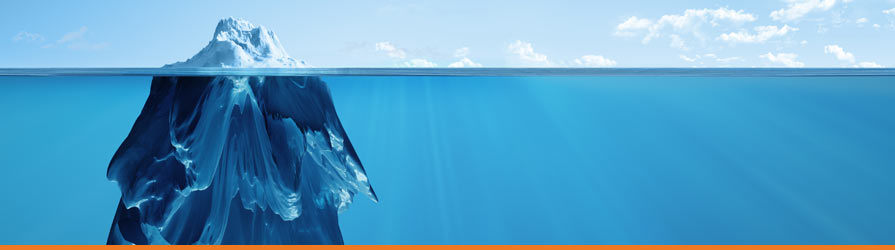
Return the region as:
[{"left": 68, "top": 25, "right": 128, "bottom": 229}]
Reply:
[{"left": 1, "top": 246, "right": 894, "bottom": 249}]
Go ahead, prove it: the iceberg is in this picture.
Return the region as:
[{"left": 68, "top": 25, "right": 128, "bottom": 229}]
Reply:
[
  {"left": 165, "top": 17, "right": 308, "bottom": 68},
  {"left": 106, "top": 17, "right": 376, "bottom": 244}
]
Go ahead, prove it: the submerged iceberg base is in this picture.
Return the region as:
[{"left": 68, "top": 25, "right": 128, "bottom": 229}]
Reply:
[
  {"left": 106, "top": 76, "right": 375, "bottom": 244},
  {"left": 108, "top": 193, "right": 343, "bottom": 244}
]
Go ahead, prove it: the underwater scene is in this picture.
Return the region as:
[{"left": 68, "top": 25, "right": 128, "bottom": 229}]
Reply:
[
  {"left": 5, "top": 0, "right": 895, "bottom": 245},
  {"left": 0, "top": 72, "right": 894, "bottom": 244}
]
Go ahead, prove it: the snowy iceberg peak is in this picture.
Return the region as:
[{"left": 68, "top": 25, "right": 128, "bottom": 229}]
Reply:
[{"left": 167, "top": 17, "right": 307, "bottom": 68}]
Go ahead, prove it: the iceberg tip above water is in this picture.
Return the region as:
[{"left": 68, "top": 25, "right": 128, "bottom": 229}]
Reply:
[{"left": 165, "top": 17, "right": 309, "bottom": 68}]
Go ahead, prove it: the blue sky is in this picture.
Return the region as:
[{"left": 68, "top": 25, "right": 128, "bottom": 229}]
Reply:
[{"left": 2, "top": 0, "right": 894, "bottom": 67}]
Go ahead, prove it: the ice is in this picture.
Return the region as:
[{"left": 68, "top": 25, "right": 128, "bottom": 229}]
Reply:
[
  {"left": 106, "top": 18, "right": 374, "bottom": 244},
  {"left": 165, "top": 17, "right": 308, "bottom": 68}
]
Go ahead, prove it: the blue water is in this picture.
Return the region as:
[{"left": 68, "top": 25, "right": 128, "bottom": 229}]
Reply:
[{"left": 1, "top": 72, "right": 894, "bottom": 244}]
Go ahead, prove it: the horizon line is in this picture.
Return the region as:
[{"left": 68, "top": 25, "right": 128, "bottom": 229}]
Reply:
[{"left": 1, "top": 67, "right": 893, "bottom": 77}]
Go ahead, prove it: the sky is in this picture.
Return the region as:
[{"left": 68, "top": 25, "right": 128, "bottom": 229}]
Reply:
[{"left": 2, "top": 0, "right": 894, "bottom": 67}]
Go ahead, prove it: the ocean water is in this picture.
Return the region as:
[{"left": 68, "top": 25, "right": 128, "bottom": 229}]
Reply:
[{"left": 0, "top": 69, "right": 894, "bottom": 244}]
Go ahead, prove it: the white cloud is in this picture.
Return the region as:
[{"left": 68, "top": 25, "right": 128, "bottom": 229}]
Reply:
[
  {"left": 679, "top": 55, "right": 698, "bottom": 62},
  {"left": 12, "top": 31, "right": 45, "bottom": 43},
  {"left": 679, "top": 53, "right": 743, "bottom": 65},
  {"left": 39, "top": 26, "right": 108, "bottom": 50},
  {"left": 854, "top": 62, "right": 884, "bottom": 68},
  {"left": 572, "top": 55, "right": 617, "bottom": 67},
  {"left": 374, "top": 42, "right": 444, "bottom": 67},
  {"left": 402, "top": 58, "right": 437, "bottom": 67},
  {"left": 616, "top": 7, "right": 756, "bottom": 47},
  {"left": 719, "top": 25, "right": 798, "bottom": 43},
  {"left": 453, "top": 47, "right": 470, "bottom": 58},
  {"left": 856, "top": 18, "right": 868, "bottom": 24},
  {"left": 711, "top": 8, "right": 758, "bottom": 23},
  {"left": 374, "top": 42, "right": 407, "bottom": 59},
  {"left": 57, "top": 26, "right": 88, "bottom": 45},
  {"left": 770, "top": 0, "right": 843, "bottom": 22},
  {"left": 507, "top": 40, "right": 617, "bottom": 67},
  {"left": 508, "top": 40, "right": 552, "bottom": 66},
  {"left": 716, "top": 56, "right": 743, "bottom": 63},
  {"left": 823, "top": 45, "right": 855, "bottom": 63},
  {"left": 615, "top": 16, "right": 653, "bottom": 36},
  {"left": 822, "top": 45, "right": 884, "bottom": 68},
  {"left": 801, "top": 40, "right": 808, "bottom": 46},
  {"left": 820, "top": 45, "right": 887, "bottom": 68},
  {"left": 880, "top": 9, "right": 894, "bottom": 29},
  {"left": 448, "top": 58, "right": 482, "bottom": 68},
  {"left": 646, "top": 7, "right": 756, "bottom": 42},
  {"left": 447, "top": 47, "right": 482, "bottom": 67},
  {"left": 652, "top": 7, "right": 756, "bottom": 30},
  {"left": 761, "top": 52, "right": 805, "bottom": 67}
]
